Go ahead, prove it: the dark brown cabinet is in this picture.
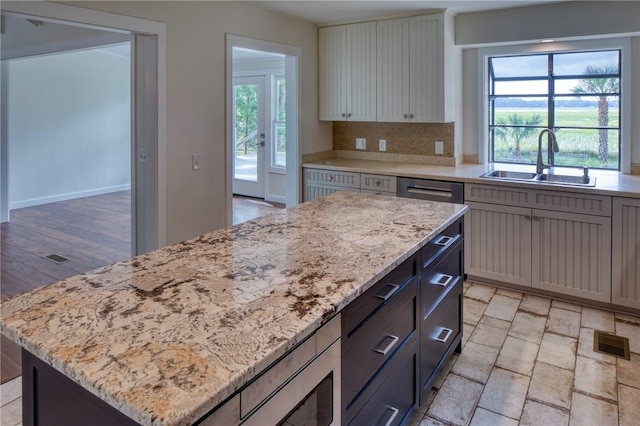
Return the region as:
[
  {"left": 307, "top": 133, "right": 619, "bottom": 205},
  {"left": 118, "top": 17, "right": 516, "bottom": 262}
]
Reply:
[{"left": 342, "top": 217, "right": 465, "bottom": 425}]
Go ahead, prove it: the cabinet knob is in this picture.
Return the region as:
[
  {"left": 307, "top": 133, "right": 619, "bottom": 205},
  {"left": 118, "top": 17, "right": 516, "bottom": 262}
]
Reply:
[
  {"left": 403, "top": 113, "right": 408, "bottom": 119},
  {"left": 410, "top": 113, "right": 414, "bottom": 119},
  {"left": 375, "top": 180, "right": 381, "bottom": 186},
  {"left": 524, "top": 215, "right": 531, "bottom": 221},
  {"left": 533, "top": 216, "right": 540, "bottom": 221},
  {"left": 341, "top": 113, "right": 346, "bottom": 117},
  {"left": 347, "top": 113, "right": 352, "bottom": 118}
]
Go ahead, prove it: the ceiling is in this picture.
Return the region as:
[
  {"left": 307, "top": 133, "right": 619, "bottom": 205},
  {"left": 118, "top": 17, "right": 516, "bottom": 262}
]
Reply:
[{"left": 244, "top": 1, "right": 566, "bottom": 26}]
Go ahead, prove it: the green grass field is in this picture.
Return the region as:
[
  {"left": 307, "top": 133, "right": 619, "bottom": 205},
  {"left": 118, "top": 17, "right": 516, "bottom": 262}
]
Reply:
[{"left": 492, "top": 108, "right": 619, "bottom": 169}]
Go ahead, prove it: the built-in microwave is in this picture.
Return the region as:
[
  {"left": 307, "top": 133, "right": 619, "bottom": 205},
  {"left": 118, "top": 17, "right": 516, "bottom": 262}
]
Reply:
[{"left": 200, "top": 314, "right": 341, "bottom": 426}]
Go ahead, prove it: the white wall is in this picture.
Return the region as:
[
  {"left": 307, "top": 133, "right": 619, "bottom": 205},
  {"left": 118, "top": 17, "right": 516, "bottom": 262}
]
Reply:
[
  {"left": 66, "top": 1, "right": 332, "bottom": 244},
  {"left": 457, "top": 1, "right": 640, "bottom": 167},
  {"left": 8, "top": 44, "right": 131, "bottom": 208}
]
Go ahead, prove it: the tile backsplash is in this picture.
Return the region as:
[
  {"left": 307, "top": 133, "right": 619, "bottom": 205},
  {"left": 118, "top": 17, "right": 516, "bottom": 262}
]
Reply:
[{"left": 333, "top": 121, "right": 455, "bottom": 157}]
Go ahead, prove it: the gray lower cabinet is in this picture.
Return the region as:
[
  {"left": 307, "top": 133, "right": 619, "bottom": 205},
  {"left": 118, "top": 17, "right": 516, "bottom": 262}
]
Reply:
[{"left": 342, "top": 218, "right": 464, "bottom": 424}]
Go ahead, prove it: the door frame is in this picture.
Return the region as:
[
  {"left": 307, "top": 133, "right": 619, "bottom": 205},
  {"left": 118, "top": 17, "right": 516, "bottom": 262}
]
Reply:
[
  {"left": 225, "top": 34, "right": 301, "bottom": 225},
  {"left": 0, "top": 1, "right": 167, "bottom": 253},
  {"left": 232, "top": 75, "right": 266, "bottom": 198}
]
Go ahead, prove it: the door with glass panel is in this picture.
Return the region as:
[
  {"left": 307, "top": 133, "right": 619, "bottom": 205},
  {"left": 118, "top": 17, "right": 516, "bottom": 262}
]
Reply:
[{"left": 232, "top": 76, "right": 265, "bottom": 198}]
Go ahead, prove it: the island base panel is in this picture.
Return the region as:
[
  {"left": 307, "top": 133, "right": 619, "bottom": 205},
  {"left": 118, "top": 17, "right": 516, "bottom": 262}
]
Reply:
[{"left": 22, "top": 350, "right": 139, "bottom": 426}]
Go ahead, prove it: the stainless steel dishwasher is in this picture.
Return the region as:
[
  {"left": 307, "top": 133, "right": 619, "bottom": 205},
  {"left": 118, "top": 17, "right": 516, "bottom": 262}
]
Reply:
[{"left": 396, "top": 177, "right": 464, "bottom": 203}]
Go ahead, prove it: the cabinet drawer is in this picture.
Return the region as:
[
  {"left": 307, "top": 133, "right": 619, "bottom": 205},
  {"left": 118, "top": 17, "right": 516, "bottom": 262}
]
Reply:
[
  {"left": 532, "top": 189, "right": 612, "bottom": 216},
  {"left": 348, "top": 340, "right": 417, "bottom": 426},
  {"left": 342, "top": 255, "right": 418, "bottom": 338},
  {"left": 421, "top": 218, "right": 463, "bottom": 268},
  {"left": 304, "top": 168, "right": 361, "bottom": 188},
  {"left": 361, "top": 174, "right": 397, "bottom": 193},
  {"left": 421, "top": 280, "right": 462, "bottom": 390},
  {"left": 422, "top": 241, "right": 463, "bottom": 318},
  {"left": 343, "top": 280, "right": 417, "bottom": 406},
  {"left": 465, "top": 183, "right": 534, "bottom": 207}
]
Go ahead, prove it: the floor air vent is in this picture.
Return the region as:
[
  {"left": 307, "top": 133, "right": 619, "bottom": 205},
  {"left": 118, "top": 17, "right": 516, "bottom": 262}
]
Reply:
[
  {"left": 43, "top": 254, "right": 70, "bottom": 264},
  {"left": 593, "top": 330, "right": 630, "bottom": 360}
]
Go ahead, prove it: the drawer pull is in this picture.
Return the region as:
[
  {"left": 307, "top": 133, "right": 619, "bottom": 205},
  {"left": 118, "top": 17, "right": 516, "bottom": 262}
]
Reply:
[
  {"left": 434, "top": 327, "right": 453, "bottom": 343},
  {"left": 378, "top": 406, "right": 400, "bottom": 426},
  {"left": 374, "top": 283, "right": 400, "bottom": 301},
  {"left": 431, "top": 273, "right": 454, "bottom": 287},
  {"left": 434, "top": 235, "right": 454, "bottom": 246},
  {"left": 372, "top": 334, "right": 399, "bottom": 355}
]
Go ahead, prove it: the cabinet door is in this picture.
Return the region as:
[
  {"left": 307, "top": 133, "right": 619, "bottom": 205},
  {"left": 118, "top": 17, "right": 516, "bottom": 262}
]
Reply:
[
  {"left": 408, "top": 14, "right": 443, "bottom": 122},
  {"left": 376, "top": 18, "right": 409, "bottom": 122},
  {"left": 318, "top": 25, "right": 347, "bottom": 121},
  {"left": 465, "top": 202, "right": 532, "bottom": 287},
  {"left": 346, "top": 22, "right": 377, "bottom": 121},
  {"left": 532, "top": 209, "right": 611, "bottom": 302},
  {"left": 612, "top": 197, "right": 640, "bottom": 308}
]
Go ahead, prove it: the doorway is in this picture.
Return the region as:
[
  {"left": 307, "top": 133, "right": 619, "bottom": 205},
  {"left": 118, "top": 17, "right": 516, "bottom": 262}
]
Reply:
[
  {"left": 0, "top": 2, "right": 165, "bottom": 385},
  {"left": 226, "top": 35, "right": 301, "bottom": 225},
  {"left": 233, "top": 75, "right": 266, "bottom": 198}
]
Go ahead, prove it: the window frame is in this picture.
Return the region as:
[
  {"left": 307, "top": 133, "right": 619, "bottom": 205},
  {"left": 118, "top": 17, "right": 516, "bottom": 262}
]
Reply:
[{"left": 477, "top": 38, "right": 632, "bottom": 173}]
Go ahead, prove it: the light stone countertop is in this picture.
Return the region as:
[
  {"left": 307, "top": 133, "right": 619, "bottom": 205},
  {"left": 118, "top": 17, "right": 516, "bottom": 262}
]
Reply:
[
  {"left": 0, "top": 192, "right": 467, "bottom": 426},
  {"left": 303, "top": 158, "right": 640, "bottom": 199}
]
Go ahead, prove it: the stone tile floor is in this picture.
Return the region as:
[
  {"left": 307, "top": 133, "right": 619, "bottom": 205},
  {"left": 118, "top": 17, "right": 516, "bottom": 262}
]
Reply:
[
  {"left": 1, "top": 281, "right": 639, "bottom": 426},
  {"left": 412, "top": 281, "right": 640, "bottom": 426}
]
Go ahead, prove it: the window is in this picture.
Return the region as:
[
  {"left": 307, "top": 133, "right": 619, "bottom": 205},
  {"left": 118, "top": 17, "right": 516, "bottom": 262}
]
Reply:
[
  {"left": 488, "top": 50, "right": 621, "bottom": 170},
  {"left": 271, "top": 76, "right": 286, "bottom": 169}
]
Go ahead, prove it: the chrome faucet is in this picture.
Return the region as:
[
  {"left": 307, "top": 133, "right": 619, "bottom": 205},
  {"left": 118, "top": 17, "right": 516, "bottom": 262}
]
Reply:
[{"left": 536, "top": 129, "right": 560, "bottom": 175}]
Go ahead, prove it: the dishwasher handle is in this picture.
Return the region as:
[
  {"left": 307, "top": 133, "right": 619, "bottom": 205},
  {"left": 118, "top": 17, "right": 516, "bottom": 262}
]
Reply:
[{"left": 397, "top": 178, "right": 464, "bottom": 203}]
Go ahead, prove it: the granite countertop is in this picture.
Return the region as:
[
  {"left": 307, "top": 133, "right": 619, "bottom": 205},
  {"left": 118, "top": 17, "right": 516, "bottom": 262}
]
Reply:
[
  {"left": 303, "top": 157, "right": 640, "bottom": 198},
  {"left": 1, "top": 192, "right": 467, "bottom": 426}
]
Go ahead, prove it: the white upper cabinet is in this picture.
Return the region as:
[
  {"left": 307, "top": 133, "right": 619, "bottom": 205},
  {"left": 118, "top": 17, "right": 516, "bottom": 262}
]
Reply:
[
  {"left": 376, "top": 18, "right": 409, "bottom": 122},
  {"left": 376, "top": 13, "right": 456, "bottom": 123},
  {"left": 319, "top": 22, "right": 376, "bottom": 121}
]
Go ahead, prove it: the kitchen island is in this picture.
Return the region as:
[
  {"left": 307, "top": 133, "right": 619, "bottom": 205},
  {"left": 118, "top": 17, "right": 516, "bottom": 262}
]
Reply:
[{"left": 1, "top": 192, "right": 467, "bottom": 425}]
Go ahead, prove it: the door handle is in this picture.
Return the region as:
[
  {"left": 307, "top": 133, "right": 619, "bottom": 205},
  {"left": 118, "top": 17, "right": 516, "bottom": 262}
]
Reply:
[
  {"left": 434, "top": 235, "right": 454, "bottom": 246},
  {"left": 373, "top": 334, "right": 399, "bottom": 355},
  {"left": 374, "top": 284, "right": 400, "bottom": 301},
  {"left": 256, "top": 141, "right": 265, "bottom": 147},
  {"left": 434, "top": 327, "right": 453, "bottom": 343},
  {"left": 379, "top": 406, "right": 400, "bottom": 426},
  {"left": 431, "top": 273, "right": 454, "bottom": 287}
]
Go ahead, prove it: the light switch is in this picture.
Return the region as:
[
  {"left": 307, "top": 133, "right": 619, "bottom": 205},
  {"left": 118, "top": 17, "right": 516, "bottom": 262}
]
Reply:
[{"left": 192, "top": 153, "right": 201, "bottom": 170}]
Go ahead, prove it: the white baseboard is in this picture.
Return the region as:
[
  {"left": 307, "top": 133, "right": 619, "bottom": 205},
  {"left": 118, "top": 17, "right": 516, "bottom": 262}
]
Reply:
[{"left": 10, "top": 184, "right": 131, "bottom": 210}]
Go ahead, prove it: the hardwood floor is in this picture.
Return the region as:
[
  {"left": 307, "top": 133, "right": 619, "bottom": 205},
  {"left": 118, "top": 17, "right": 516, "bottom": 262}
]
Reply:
[
  {"left": 0, "top": 193, "right": 283, "bottom": 384},
  {"left": 232, "top": 195, "right": 285, "bottom": 224},
  {"left": 1, "top": 191, "right": 132, "bottom": 383}
]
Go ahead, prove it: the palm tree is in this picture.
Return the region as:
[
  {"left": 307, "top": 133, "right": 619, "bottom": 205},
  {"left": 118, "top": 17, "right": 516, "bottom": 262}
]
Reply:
[
  {"left": 494, "top": 113, "right": 543, "bottom": 161},
  {"left": 571, "top": 65, "right": 618, "bottom": 164}
]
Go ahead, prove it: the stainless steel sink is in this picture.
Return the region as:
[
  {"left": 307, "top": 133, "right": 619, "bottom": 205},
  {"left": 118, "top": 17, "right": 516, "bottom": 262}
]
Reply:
[
  {"left": 535, "top": 173, "right": 596, "bottom": 187},
  {"left": 480, "top": 170, "right": 597, "bottom": 187},
  {"left": 481, "top": 170, "right": 538, "bottom": 180}
]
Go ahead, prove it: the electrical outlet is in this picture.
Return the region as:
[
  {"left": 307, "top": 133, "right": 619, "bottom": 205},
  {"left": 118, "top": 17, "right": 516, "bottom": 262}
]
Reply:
[
  {"left": 356, "top": 138, "right": 366, "bottom": 150},
  {"left": 192, "top": 153, "right": 201, "bottom": 170},
  {"left": 379, "top": 139, "right": 387, "bottom": 151},
  {"left": 435, "top": 141, "right": 444, "bottom": 155}
]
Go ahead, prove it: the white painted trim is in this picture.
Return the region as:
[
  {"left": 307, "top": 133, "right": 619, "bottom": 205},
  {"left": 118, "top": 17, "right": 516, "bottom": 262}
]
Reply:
[
  {"left": 2, "top": 1, "right": 167, "bottom": 248},
  {"left": 10, "top": 184, "right": 131, "bottom": 210},
  {"left": 477, "top": 37, "right": 631, "bottom": 172},
  {"left": 265, "top": 195, "right": 286, "bottom": 205},
  {"left": 0, "top": 61, "right": 8, "bottom": 223},
  {"left": 226, "top": 34, "right": 301, "bottom": 226}
]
